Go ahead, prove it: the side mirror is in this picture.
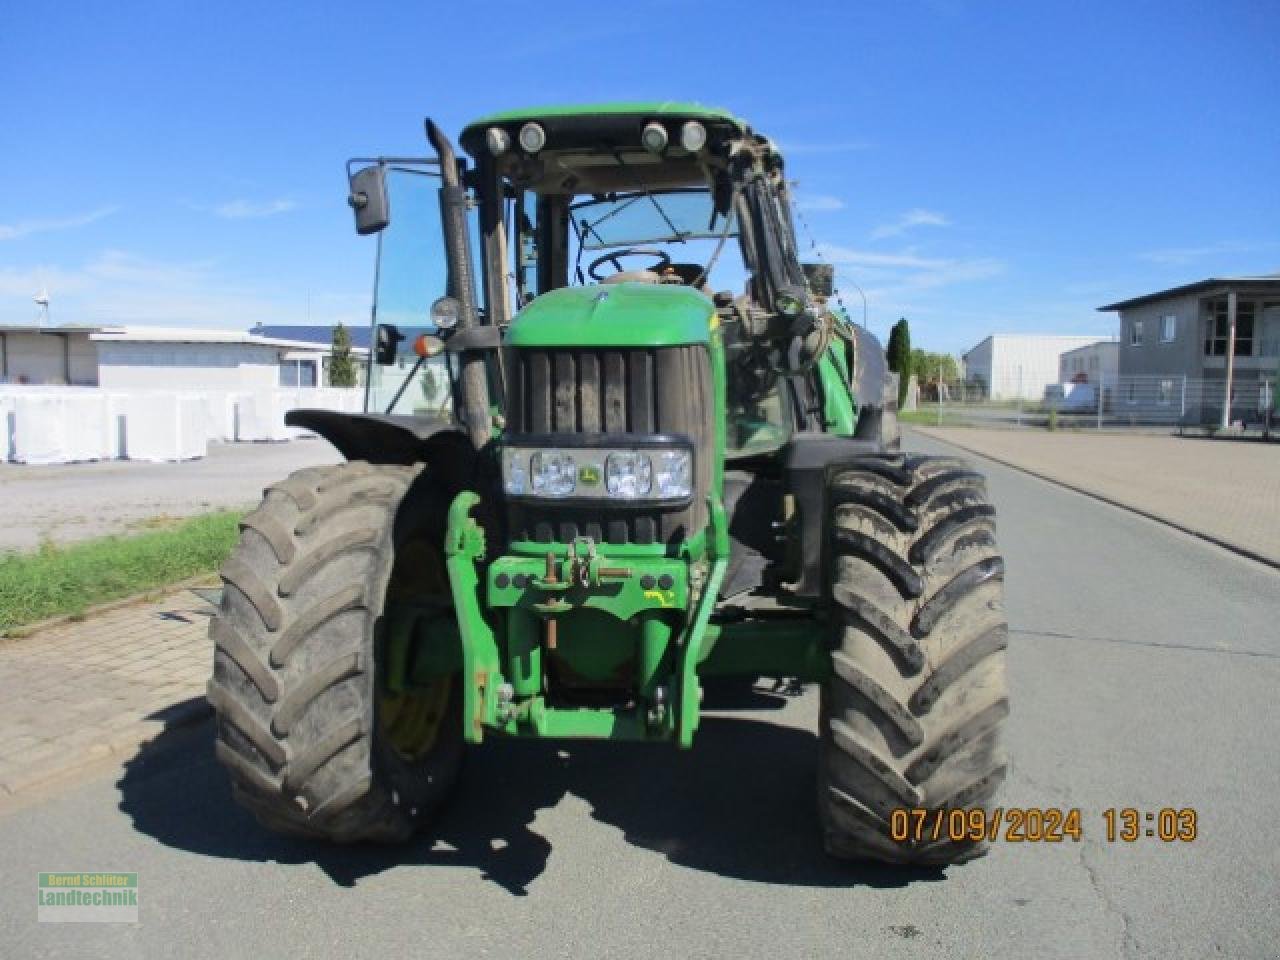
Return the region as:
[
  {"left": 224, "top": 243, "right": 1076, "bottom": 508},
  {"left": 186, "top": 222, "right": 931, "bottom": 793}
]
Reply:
[
  {"left": 801, "top": 262, "right": 834, "bottom": 299},
  {"left": 375, "top": 324, "right": 404, "bottom": 365},
  {"left": 348, "top": 164, "right": 390, "bottom": 235}
]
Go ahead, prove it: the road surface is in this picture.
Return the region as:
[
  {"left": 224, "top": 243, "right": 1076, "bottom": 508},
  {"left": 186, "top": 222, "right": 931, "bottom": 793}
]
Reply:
[
  {"left": 1, "top": 431, "right": 1277, "bottom": 959},
  {"left": 0, "top": 439, "right": 341, "bottom": 550}
]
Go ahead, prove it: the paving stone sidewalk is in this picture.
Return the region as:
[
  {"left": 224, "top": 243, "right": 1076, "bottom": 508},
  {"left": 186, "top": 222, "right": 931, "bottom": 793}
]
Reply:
[
  {"left": 0, "top": 588, "right": 217, "bottom": 797},
  {"left": 914, "top": 426, "right": 1280, "bottom": 566}
]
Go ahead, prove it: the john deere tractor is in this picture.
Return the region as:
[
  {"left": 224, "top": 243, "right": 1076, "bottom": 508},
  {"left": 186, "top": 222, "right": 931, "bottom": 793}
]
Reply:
[{"left": 207, "top": 103, "right": 1009, "bottom": 864}]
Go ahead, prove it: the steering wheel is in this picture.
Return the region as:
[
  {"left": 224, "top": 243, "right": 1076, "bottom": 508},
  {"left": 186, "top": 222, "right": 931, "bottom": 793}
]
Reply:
[{"left": 586, "top": 247, "right": 672, "bottom": 282}]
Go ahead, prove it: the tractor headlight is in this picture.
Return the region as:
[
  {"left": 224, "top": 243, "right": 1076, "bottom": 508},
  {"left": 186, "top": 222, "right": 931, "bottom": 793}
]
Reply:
[
  {"left": 529, "top": 451, "right": 576, "bottom": 497},
  {"left": 605, "top": 451, "right": 653, "bottom": 497},
  {"left": 641, "top": 121, "right": 669, "bottom": 154},
  {"left": 518, "top": 122, "right": 546, "bottom": 153},
  {"left": 653, "top": 449, "right": 693, "bottom": 498},
  {"left": 679, "top": 121, "right": 707, "bottom": 153},
  {"left": 430, "top": 295, "right": 461, "bottom": 330},
  {"left": 486, "top": 126, "right": 512, "bottom": 156},
  {"left": 502, "top": 443, "right": 694, "bottom": 502}
]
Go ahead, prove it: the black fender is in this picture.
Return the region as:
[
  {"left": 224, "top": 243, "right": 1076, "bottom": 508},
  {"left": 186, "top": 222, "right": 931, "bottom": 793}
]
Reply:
[
  {"left": 285, "top": 409, "right": 474, "bottom": 476},
  {"left": 846, "top": 324, "right": 900, "bottom": 449}
]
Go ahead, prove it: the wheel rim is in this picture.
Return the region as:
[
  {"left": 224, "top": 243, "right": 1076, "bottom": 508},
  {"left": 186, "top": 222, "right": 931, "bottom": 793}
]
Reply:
[{"left": 379, "top": 537, "right": 453, "bottom": 761}]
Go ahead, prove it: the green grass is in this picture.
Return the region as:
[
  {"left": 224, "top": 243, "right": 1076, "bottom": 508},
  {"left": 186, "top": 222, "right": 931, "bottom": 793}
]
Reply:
[
  {"left": 0, "top": 511, "right": 242, "bottom": 634},
  {"left": 899, "top": 408, "right": 944, "bottom": 425}
]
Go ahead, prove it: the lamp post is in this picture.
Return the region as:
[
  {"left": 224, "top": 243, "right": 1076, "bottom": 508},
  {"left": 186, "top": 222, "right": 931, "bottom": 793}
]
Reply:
[{"left": 845, "top": 280, "right": 868, "bottom": 330}]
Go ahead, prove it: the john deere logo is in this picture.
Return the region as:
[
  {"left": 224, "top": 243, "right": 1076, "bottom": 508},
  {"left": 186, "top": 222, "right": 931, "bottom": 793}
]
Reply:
[{"left": 578, "top": 465, "right": 601, "bottom": 486}]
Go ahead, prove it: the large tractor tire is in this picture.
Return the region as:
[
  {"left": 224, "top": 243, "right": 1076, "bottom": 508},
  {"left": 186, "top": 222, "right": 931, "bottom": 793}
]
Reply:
[
  {"left": 207, "top": 461, "right": 463, "bottom": 843},
  {"left": 819, "top": 454, "right": 1008, "bottom": 864}
]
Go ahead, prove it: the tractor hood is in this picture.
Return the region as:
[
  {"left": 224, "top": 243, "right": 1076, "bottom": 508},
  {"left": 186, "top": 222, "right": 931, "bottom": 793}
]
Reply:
[{"left": 505, "top": 283, "right": 714, "bottom": 349}]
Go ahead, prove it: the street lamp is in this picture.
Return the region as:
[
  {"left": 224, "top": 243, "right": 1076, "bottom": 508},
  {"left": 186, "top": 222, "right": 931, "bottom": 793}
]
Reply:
[{"left": 844, "top": 280, "right": 868, "bottom": 330}]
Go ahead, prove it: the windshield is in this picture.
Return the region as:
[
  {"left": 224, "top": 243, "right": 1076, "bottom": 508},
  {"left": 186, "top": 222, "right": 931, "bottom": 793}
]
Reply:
[
  {"left": 571, "top": 189, "right": 735, "bottom": 249},
  {"left": 557, "top": 188, "right": 745, "bottom": 292},
  {"left": 365, "top": 164, "right": 463, "bottom": 416}
]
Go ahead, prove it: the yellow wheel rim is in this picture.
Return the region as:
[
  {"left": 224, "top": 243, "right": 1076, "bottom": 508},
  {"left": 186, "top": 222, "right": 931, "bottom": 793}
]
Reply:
[{"left": 379, "top": 536, "right": 453, "bottom": 761}]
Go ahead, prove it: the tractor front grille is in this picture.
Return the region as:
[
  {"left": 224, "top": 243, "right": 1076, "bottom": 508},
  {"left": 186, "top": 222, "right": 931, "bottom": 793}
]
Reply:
[{"left": 505, "top": 345, "right": 713, "bottom": 546}]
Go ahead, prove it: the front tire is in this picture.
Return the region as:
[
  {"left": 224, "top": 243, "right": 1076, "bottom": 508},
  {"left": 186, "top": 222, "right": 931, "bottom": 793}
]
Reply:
[
  {"left": 208, "top": 461, "right": 463, "bottom": 843},
  {"left": 819, "top": 454, "right": 1009, "bottom": 864}
]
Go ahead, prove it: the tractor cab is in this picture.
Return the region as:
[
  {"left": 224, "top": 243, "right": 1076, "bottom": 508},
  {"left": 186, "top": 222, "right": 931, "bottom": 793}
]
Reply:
[{"left": 345, "top": 104, "right": 876, "bottom": 464}]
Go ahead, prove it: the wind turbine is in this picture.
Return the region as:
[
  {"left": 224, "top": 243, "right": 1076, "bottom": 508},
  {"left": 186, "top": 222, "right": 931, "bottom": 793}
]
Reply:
[{"left": 34, "top": 288, "right": 50, "bottom": 327}]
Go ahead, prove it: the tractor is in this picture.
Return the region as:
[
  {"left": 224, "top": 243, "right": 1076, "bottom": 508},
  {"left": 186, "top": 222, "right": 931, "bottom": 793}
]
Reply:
[{"left": 207, "top": 103, "right": 1009, "bottom": 864}]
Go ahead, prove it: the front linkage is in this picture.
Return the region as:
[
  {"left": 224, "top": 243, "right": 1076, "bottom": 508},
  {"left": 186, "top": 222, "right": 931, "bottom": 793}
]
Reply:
[{"left": 440, "top": 490, "right": 730, "bottom": 748}]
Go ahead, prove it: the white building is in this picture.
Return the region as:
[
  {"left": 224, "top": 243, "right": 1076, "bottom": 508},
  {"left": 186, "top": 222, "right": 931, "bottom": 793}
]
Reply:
[
  {"left": 1058, "top": 339, "right": 1119, "bottom": 386},
  {"left": 0, "top": 324, "right": 361, "bottom": 389},
  {"left": 962, "top": 334, "right": 1100, "bottom": 400},
  {"left": 1, "top": 324, "right": 367, "bottom": 464}
]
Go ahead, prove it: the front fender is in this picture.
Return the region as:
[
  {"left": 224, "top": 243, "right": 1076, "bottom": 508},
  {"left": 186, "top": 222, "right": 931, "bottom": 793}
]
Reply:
[{"left": 285, "top": 409, "right": 467, "bottom": 466}]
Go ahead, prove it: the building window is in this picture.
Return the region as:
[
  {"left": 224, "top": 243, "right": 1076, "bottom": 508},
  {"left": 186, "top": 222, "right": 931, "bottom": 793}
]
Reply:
[
  {"left": 1204, "top": 299, "right": 1254, "bottom": 356},
  {"left": 1129, "top": 319, "right": 1143, "bottom": 345},
  {"left": 280, "top": 359, "right": 317, "bottom": 387},
  {"left": 1126, "top": 380, "right": 1137, "bottom": 404},
  {"left": 1157, "top": 378, "right": 1174, "bottom": 406},
  {"left": 1160, "top": 315, "right": 1177, "bottom": 342}
]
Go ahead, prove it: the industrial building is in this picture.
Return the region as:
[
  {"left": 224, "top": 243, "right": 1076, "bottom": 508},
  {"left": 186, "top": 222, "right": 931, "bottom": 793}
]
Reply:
[
  {"left": 0, "top": 324, "right": 354, "bottom": 389},
  {"left": 961, "top": 334, "right": 1100, "bottom": 400}
]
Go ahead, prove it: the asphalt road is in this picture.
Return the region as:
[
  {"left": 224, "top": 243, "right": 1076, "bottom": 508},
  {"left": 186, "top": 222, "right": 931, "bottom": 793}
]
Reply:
[
  {"left": 0, "top": 439, "right": 341, "bottom": 550},
  {"left": 2, "top": 431, "right": 1278, "bottom": 959}
]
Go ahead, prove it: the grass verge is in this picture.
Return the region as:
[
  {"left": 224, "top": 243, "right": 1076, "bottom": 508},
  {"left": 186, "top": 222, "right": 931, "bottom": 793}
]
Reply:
[
  {"left": 0, "top": 511, "right": 241, "bottom": 634},
  {"left": 899, "top": 408, "right": 944, "bottom": 426}
]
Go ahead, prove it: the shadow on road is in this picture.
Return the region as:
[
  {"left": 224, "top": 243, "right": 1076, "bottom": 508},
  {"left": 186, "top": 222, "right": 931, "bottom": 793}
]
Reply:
[{"left": 117, "top": 697, "right": 944, "bottom": 895}]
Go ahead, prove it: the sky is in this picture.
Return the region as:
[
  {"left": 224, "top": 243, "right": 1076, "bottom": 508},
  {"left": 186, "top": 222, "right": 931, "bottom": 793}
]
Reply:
[{"left": 2, "top": 0, "right": 1277, "bottom": 354}]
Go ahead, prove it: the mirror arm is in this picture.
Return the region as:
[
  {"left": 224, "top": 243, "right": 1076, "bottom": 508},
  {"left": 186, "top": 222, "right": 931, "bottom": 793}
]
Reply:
[{"left": 385, "top": 355, "right": 425, "bottom": 415}]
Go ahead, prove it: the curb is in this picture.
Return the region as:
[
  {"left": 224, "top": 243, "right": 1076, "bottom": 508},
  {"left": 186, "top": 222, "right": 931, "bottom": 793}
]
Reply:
[
  {"left": 0, "top": 573, "right": 222, "bottom": 642},
  {"left": 912, "top": 428, "right": 1280, "bottom": 573},
  {"left": 0, "top": 697, "right": 212, "bottom": 798}
]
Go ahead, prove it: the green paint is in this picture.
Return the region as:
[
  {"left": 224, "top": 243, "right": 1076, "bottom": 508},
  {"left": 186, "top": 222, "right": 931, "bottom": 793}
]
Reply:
[
  {"left": 676, "top": 496, "right": 729, "bottom": 748},
  {"left": 817, "top": 347, "right": 857, "bottom": 435},
  {"left": 506, "top": 283, "right": 714, "bottom": 348},
  {"left": 443, "top": 492, "right": 503, "bottom": 743},
  {"left": 463, "top": 100, "right": 743, "bottom": 132},
  {"left": 698, "top": 619, "right": 830, "bottom": 681},
  {"left": 488, "top": 555, "right": 688, "bottom": 620}
]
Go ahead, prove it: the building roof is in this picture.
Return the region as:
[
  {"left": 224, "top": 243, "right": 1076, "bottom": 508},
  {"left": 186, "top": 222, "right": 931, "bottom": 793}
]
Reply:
[
  {"left": 0, "top": 324, "right": 116, "bottom": 335},
  {"left": 1097, "top": 275, "right": 1280, "bottom": 312},
  {"left": 250, "top": 323, "right": 371, "bottom": 350},
  {"left": 90, "top": 326, "right": 336, "bottom": 351},
  {"left": 1060, "top": 339, "right": 1119, "bottom": 357}
]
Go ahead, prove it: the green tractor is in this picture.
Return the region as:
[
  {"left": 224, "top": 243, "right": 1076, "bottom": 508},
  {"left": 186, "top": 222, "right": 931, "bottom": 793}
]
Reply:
[{"left": 207, "top": 103, "right": 1009, "bottom": 865}]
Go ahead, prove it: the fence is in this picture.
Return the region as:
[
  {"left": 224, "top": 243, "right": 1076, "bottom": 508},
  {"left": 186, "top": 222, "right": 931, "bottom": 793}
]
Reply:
[
  {"left": 1, "top": 386, "right": 362, "bottom": 464},
  {"left": 906, "top": 371, "right": 1278, "bottom": 434}
]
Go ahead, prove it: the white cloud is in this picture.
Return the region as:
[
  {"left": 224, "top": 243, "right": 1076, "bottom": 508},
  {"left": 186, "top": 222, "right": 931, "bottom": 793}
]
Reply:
[
  {"left": 794, "top": 194, "right": 845, "bottom": 212},
  {"left": 0, "top": 206, "right": 119, "bottom": 241},
  {"left": 0, "top": 250, "right": 362, "bottom": 328},
  {"left": 870, "top": 208, "right": 951, "bottom": 240},
  {"left": 213, "top": 199, "right": 297, "bottom": 219},
  {"left": 816, "top": 242, "right": 1004, "bottom": 295}
]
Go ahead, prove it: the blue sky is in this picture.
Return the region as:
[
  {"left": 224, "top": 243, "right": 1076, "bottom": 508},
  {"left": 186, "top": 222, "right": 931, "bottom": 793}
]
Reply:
[{"left": 2, "top": 0, "right": 1277, "bottom": 354}]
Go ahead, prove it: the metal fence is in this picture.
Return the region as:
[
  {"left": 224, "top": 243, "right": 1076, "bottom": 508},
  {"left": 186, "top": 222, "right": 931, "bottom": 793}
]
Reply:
[{"left": 906, "top": 371, "right": 1278, "bottom": 435}]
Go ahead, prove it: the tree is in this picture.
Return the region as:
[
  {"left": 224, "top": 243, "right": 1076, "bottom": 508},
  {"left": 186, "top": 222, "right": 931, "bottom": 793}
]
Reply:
[
  {"left": 909, "top": 348, "right": 960, "bottom": 383},
  {"left": 329, "top": 323, "right": 358, "bottom": 387},
  {"left": 886, "top": 317, "right": 913, "bottom": 409}
]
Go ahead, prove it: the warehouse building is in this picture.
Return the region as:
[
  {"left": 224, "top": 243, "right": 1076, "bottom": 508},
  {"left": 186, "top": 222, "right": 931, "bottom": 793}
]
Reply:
[
  {"left": 0, "top": 324, "right": 357, "bottom": 389},
  {"left": 961, "top": 334, "right": 1100, "bottom": 400}
]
